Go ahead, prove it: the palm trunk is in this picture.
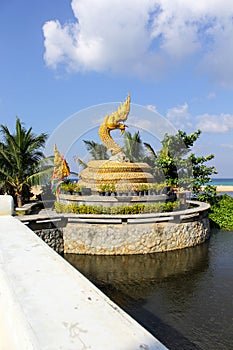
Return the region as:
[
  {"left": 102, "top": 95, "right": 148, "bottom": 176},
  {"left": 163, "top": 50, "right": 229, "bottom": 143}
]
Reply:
[{"left": 17, "top": 193, "right": 23, "bottom": 207}]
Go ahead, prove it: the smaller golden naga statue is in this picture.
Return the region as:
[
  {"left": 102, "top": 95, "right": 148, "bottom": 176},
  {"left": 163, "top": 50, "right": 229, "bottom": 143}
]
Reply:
[
  {"left": 52, "top": 144, "right": 70, "bottom": 180},
  {"left": 98, "top": 93, "right": 130, "bottom": 161}
]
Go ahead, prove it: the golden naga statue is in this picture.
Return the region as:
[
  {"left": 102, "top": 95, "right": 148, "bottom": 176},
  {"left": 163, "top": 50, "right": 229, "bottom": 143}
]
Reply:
[
  {"left": 78, "top": 93, "right": 154, "bottom": 190},
  {"left": 98, "top": 93, "right": 130, "bottom": 161},
  {"left": 52, "top": 144, "right": 70, "bottom": 180}
]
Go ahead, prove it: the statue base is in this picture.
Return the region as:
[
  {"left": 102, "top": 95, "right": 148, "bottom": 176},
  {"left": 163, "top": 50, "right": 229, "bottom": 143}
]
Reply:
[{"left": 78, "top": 160, "right": 154, "bottom": 191}]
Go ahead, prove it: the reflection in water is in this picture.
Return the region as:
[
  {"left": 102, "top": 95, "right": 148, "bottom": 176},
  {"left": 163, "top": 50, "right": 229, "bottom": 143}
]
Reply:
[
  {"left": 65, "top": 243, "right": 209, "bottom": 301},
  {"left": 65, "top": 231, "right": 233, "bottom": 350}
]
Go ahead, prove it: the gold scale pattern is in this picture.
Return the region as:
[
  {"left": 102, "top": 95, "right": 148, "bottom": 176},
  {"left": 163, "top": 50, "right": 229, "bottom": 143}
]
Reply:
[{"left": 78, "top": 160, "right": 154, "bottom": 190}]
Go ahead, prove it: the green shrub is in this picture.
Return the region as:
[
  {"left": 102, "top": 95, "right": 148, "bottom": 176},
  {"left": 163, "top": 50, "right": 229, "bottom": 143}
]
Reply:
[
  {"left": 54, "top": 201, "right": 180, "bottom": 215},
  {"left": 60, "top": 182, "right": 82, "bottom": 193},
  {"left": 209, "top": 194, "right": 233, "bottom": 230},
  {"left": 98, "top": 183, "right": 116, "bottom": 193}
]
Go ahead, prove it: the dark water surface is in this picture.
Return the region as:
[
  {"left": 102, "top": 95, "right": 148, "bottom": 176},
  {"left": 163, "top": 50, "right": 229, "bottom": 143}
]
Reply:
[{"left": 65, "top": 231, "right": 233, "bottom": 350}]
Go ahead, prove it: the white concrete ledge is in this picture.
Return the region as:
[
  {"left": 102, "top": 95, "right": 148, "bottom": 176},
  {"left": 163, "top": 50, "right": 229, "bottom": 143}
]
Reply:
[
  {"left": 0, "top": 215, "right": 167, "bottom": 349},
  {"left": 0, "top": 195, "right": 14, "bottom": 216}
]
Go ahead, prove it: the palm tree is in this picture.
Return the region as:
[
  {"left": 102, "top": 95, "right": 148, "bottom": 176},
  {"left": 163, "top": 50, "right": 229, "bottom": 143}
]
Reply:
[
  {"left": 123, "top": 131, "right": 145, "bottom": 162},
  {"left": 83, "top": 140, "right": 109, "bottom": 160},
  {"left": 0, "top": 117, "right": 47, "bottom": 207}
]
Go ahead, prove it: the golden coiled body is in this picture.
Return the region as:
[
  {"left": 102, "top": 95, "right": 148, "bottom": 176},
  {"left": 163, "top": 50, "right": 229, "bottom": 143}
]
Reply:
[{"left": 98, "top": 94, "right": 130, "bottom": 156}]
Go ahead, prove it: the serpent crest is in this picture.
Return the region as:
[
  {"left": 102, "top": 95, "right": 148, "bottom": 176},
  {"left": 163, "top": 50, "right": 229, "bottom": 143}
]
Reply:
[{"left": 98, "top": 93, "right": 130, "bottom": 161}]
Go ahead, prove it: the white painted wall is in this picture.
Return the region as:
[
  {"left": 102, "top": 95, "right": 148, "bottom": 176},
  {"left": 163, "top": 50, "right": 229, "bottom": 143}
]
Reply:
[{"left": 0, "top": 196, "right": 167, "bottom": 350}]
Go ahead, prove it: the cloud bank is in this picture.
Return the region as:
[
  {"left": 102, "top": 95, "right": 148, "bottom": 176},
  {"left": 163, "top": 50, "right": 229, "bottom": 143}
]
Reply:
[
  {"left": 43, "top": 0, "right": 233, "bottom": 84},
  {"left": 166, "top": 102, "right": 233, "bottom": 134}
]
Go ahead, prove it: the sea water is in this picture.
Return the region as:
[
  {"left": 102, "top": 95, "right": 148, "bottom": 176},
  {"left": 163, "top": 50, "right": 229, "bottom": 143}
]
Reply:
[
  {"left": 208, "top": 178, "right": 233, "bottom": 197},
  {"left": 65, "top": 230, "right": 233, "bottom": 350},
  {"left": 209, "top": 178, "right": 233, "bottom": 186}
]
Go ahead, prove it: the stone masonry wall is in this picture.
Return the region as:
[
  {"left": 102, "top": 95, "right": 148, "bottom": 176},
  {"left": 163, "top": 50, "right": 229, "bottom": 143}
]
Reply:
[
  {"left": 35, "top": 228, "right": 64, "bottom": 255},
  {"left": 63, "top": 214, "right": 210, "bottom": 255}
]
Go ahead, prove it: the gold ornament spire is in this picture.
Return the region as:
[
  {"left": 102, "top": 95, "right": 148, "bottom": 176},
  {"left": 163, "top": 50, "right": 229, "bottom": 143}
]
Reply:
[{"left": 52, "top": 144, "right": 70, "bottom": 179}]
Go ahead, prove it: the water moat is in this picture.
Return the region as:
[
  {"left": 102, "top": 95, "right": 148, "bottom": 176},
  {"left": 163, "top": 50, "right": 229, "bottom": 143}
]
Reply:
[{"left": 65, "top": 229, "right": 233, "bottom": 350}]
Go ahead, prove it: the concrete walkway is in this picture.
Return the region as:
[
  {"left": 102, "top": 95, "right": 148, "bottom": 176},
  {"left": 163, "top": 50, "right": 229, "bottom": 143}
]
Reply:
[{"left": 0, "top": 196, "right": 167, "bottom": 350}]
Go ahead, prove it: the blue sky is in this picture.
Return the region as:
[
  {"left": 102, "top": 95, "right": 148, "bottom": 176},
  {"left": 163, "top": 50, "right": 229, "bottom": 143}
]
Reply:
[{"left": 0, "top": 0, "right": 233, "bottom": 177}]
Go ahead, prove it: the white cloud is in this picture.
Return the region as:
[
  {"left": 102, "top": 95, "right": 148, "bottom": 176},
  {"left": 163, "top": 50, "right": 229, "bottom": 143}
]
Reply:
[
  {"left": 128, "top": 116, "right": 154, "bottom": 130},
  {"left": 146, "top": 104, "right": 158, "bottom": 112},
  {"left": 207, "top": 92, "right": 216, "bottom": 100},
  {"left": 166, "top": 103, "right": 193, "bottom": 129},
  {"left": 164, "top": 102, "right": 233, "bottom": 133},
  {"left": 43, "top": 0, "right": 233, "bottom": 83},
  {"left": 199, "top": 17, "right": 233, "bottom": 87},
  {"left": 221, "top": 143, "right": 233, "bottom": 149},
  {"left": 196, "top": 113, "right": 233, "bottom": 133}
]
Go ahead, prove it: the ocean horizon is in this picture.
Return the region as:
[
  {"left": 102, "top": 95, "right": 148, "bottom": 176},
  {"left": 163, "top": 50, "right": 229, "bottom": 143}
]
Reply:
[{"left": 209, "top": 178, "right": 233, "bottom": 186}]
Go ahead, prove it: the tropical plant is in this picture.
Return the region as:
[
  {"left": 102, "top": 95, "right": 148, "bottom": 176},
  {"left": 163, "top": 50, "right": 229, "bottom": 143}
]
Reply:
[
  {"left": 0, "top": 117, "right": 47, "bottom": 207},
  {"left": 60, "top": 182, "right": 82, "bottom": 194},
  {"left": 83, "top": 140, "right": 109, "bottom": 160},
  {"left": 189, "top": 153, "right": 217, "bottom": 199},
  {"left": 143, "top": 129, "right": 217, "bottom": 198},
  {"left": 123, "top": 131, "right": 145, "bottom": 162},
  {"left": 82, "top": 131, "right": 156, "bottom": 166},
  {"left": 76, "top": 140, "right": 109, "bottom": 170},
  {"left": 98, "top": 183, "right": 116, "bottom": 193}
]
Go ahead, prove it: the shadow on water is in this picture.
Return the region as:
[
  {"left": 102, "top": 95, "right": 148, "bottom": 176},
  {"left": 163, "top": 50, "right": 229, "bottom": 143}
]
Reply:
[{"left": 65, "top": 231, "right": 233, "bottom": 350}]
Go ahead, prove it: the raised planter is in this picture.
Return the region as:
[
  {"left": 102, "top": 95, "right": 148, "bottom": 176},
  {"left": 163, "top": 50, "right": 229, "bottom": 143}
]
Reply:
[
  {"left": 57, "top": 193, "right": 169, "bottom": 207},
  {"left": 62, "top": 200, "right": 210, "bottom": 255}
]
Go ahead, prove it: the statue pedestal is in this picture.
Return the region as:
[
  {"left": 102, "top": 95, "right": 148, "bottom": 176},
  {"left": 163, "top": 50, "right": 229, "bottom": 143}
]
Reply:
[{"left": 78, "top": 160, "right": 154, "bottom": 192}]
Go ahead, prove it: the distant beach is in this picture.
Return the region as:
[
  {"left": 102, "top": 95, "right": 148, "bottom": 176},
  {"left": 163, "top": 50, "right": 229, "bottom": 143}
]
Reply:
[
  {"left": 207, "top": 178, "right": 233, "bottom": 194},
  {"left": 216, "top": 185, "right": 233, "bottom": 193}
]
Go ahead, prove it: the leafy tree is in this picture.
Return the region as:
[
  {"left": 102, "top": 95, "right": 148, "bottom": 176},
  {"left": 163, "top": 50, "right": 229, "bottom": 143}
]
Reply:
[
  {"left": 153, "top": 130, "right": 201, "bottom": 187},
  {"left": 0, "top": 117, "right": 47, "bottom": 207},
  {"left": 189, "top": 153, "right": 217, "bottom": 200},
  {"left": 153, "top": 130, "right": 217, "bottom": 199}
]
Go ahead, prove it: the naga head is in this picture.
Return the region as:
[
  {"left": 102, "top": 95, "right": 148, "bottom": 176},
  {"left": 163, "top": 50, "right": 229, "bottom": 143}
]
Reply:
[{"left": 118, "top": 123, "right": 128, "bottom": 136}]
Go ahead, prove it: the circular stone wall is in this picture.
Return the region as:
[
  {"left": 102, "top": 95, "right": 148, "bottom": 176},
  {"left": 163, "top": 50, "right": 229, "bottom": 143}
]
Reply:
[{"left": 63, "top": 201, "right": 210, "bottom": 255}]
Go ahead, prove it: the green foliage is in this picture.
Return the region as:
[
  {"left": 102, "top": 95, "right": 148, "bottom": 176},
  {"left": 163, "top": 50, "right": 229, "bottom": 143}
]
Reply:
[
  {"left": 54, "top": 201, "right": 181, "bottom": 215},
  {"left": 0, "top": 117, "right": 47, "bottom": 206},
  {"left": 209, "top": 195, "right": 233, "bottom": 230},
  {"left": 60, "top": 182, "right": 82, "bottom": 193},
  {"left": 123, "top": 131, "right": 145, "bottom": 162},
  {"left": 138, "top": 183, "right": 149, "bottom": 192},
  {"left": 177, "top": 130, "right": 201, "bottom": 150},
  {"left": 83, "top": 140, "right": 109, "bottom": 160},
  {"left": 190, "top": 153, "right": 217, "bottom": 194},
  {"left": 196, "top": 185, "right": 217, "bottom": 203},
  {"left": 152, "top": 130, "right": 217, "bottom": 199},
  {"left": 98, "top": 183, "right": 116, "bottom": 193}
]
